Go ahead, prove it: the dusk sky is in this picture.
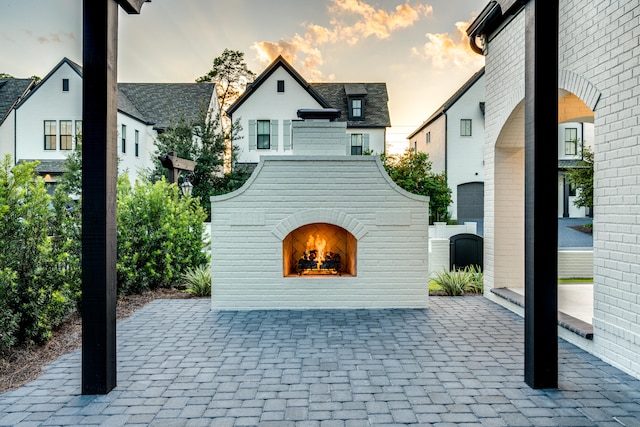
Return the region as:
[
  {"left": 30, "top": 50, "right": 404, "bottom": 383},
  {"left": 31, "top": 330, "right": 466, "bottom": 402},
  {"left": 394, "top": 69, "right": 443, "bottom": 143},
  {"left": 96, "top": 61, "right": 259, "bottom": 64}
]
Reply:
[{"left": 0, "top": 0, "right": 487, "bottom": 152}]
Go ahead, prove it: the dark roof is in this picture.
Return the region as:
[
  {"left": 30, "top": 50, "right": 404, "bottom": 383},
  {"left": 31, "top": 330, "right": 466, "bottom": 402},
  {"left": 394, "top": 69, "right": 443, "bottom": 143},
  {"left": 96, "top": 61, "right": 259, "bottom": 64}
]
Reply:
[
  {"left": 311, "top": 82, "right": 390, "bottom": 128},
  {"left": 228, "top": 55, "right": 391, "bottom": 128},
  {"left": 118, "top": 83, "right": 216, "bottom": 130},
  {"left": 408, "top": 67, "right": 485, "bottom": 139},
  {"left": 0, "top": 78, "right": 35, "bottom": 125},
  {"left": 13, "top": 57, "right": 215, "bottom": 131},
  {"left": 559, "top": 159, "right": 589, "bottom": 170},
  {"left": 18, "top": 159, "right": 67, "bottom": 174}
]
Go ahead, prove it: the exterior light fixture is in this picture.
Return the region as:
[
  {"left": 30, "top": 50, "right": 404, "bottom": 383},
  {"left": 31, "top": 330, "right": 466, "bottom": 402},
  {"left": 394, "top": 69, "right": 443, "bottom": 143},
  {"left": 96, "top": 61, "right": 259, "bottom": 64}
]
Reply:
[{"left": 180, "top": 177, "right": 193, "bottom": 197}]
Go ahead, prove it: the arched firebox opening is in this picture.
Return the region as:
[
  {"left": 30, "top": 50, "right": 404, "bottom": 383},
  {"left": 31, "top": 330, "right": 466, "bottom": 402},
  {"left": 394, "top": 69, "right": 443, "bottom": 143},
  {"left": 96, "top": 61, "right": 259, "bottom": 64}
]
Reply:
[{"left": 283, "top": 223, "right": 357, "bottom": 277}]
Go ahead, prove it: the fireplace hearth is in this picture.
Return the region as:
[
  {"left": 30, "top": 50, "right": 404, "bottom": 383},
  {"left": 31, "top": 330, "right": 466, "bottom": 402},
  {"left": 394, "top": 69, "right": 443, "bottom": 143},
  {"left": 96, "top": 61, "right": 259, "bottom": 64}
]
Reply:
[{"left": 283, "top": 222, "right": 356, "bottom": 277}]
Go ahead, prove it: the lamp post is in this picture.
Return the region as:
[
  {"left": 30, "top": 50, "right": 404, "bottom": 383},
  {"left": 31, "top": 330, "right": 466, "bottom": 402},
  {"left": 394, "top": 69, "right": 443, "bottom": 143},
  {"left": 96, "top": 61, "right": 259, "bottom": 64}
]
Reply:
[{"left": 180, "top": 177, "right": 193, "bottom": 197}]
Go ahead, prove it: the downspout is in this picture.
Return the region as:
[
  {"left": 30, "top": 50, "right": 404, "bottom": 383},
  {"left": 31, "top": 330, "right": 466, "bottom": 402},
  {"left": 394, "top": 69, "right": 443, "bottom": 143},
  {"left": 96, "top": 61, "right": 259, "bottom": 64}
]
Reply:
[
  {"left": 14, "top": 109, "right": 17, "bottom": 165},
  {"left": 467, "top": 1, "right": 502, "bottom": 55}
]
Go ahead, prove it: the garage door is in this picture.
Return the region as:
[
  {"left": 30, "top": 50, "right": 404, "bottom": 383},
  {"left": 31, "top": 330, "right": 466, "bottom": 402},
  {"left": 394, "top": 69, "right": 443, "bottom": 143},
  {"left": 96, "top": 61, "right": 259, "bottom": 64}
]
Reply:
[{"left": 457, "top": 182, "right": 484, "bottom": 221}]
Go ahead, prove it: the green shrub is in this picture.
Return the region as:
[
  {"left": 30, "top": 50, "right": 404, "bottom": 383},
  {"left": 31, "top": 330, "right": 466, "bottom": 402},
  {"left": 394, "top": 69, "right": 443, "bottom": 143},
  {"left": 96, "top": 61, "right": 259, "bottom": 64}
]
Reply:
[
  {"left": 181, "top": 264, "right": 212, "bottom": 297},
  {"left": 431, "top": 265, "right": 484, "bottom": 296},
  {"left": 0, "top": 156, "right": 77, "bottom": 347},
  {"left": 0, "top": 268, "right": 19, "bottom": 354},
  {"left": 116, "top": 176, "right": 209, "bottom": 295}
]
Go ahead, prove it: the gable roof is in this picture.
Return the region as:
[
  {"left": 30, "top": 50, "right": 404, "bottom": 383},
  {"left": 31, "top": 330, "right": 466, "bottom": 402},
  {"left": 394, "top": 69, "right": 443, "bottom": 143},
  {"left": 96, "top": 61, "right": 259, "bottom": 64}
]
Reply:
[
  {"left": 311, "top": 82, "right": 390, "bottom": 128},
  {"left": 0, "top": 78, "right": 35, "bottom": 125},
  {"left": 408, "top": 67, "right": 485, "bottom": 139},
  {"left": 227, "top": 55, "right": 391, "bottom": 128},
  {"left": 11, "top": 57, "right": 216, "bottom": 131},
  {"left": 118, "top": 83, "right": 216, "bottom": 130},
  {"left": 15, "top": 57, "right": 82, "bottom": 110},
  {"left": 227, "top": 55, "right": 329, "bottom": 116}
]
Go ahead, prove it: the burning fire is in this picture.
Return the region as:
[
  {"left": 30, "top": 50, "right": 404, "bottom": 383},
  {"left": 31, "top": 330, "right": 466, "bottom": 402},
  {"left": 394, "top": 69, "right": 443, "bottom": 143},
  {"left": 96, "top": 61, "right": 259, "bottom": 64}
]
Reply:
[{"left": 306, "top": 234, "right": 328, "bottom": 264}]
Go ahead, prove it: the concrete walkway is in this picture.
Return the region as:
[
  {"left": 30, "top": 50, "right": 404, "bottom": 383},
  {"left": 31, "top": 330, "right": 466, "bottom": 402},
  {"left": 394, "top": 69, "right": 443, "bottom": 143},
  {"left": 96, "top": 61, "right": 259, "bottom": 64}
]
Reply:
[{"left": 1, "top": 297, "right": 639, "bottom": 426}]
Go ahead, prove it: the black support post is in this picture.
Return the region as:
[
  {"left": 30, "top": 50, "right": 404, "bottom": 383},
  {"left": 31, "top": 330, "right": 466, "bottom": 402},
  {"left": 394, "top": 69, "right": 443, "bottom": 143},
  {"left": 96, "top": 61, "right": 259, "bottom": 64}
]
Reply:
[
  {"left": 81, "top": 0, "right": 119, "bottom": 395},
  {"left": 524, "top": 0, "right": 559, "bottom": 389}
]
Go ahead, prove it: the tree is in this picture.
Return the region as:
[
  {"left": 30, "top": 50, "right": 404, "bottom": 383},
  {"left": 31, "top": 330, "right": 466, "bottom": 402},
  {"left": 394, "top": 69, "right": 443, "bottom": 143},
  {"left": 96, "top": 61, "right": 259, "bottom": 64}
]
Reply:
[
  {"left": 196, "top": 49, "right": 256, "bottom": 169},
  {"left": 149, "top": 109, "right": 251, "bottom": 218},
  {"left": 565, "top": 144, "right": 593, "bottom": 211},
  {"left": 196, "top": 49, "right": 256, "bottom": 115},
  {"left": 382, "top": 149, "right": 453, "bottom": 223}
]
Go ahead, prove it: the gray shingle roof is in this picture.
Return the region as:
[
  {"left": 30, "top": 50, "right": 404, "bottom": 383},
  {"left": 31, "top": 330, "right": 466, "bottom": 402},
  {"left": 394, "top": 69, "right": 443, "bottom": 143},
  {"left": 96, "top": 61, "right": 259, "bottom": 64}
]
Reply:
[
  {"left": 228, "top": 56, "right": 391, "bottom": 128},
  {"left": 118, "top": 83, "right": 216, "bottom": 130},
  {"left": 311, "top": 82, "right": 390, "bottom": 128},
  {"left": 0, "top": 78, "right": 35, "bottom": 125}
]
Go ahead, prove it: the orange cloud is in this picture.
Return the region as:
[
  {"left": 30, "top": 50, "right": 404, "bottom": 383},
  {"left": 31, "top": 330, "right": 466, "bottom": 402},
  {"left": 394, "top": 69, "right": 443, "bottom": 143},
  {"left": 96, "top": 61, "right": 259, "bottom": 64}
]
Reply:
[
  {"left": 411, "top": 20, "right": 484, "bottom": 69},
  {"left": 251, "top": 0, "right": 432, "bottom": 80}
]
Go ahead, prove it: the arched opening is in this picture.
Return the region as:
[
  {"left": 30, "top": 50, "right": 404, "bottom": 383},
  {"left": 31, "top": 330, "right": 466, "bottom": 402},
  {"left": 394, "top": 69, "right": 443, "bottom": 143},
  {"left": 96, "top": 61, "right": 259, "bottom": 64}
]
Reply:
[{"left": 282, "top": 223, "right": 357, "bottom": 277}]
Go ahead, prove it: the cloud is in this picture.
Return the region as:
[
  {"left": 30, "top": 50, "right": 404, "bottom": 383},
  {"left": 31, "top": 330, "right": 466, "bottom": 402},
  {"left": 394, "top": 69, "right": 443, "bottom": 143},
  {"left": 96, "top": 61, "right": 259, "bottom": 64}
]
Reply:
[
  {"left": 410, "top": 20, "right": 484, "bottom": 69},
  {"left": 252, "top": 0, "right": 432, "bottom": 80},
  {"left": 24, "top": 30, "right": 75, "bottom": 44}
]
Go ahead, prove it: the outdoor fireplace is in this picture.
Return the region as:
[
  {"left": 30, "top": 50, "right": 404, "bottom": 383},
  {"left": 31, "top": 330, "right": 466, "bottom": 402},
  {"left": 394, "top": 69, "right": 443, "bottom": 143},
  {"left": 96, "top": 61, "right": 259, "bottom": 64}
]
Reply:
[
  {"left": 283, "top": 223, "right": 357, "bottom": 277},
  {"left": 210, "top": 156, "right": 430, "bottom": 310}
]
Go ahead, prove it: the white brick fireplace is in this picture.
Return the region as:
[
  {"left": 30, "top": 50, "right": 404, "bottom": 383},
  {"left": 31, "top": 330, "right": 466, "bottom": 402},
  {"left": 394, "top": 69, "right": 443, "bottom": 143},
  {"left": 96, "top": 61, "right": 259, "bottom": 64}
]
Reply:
[{"left": 209, "top": 155, "right": 430, "bottom": 310}]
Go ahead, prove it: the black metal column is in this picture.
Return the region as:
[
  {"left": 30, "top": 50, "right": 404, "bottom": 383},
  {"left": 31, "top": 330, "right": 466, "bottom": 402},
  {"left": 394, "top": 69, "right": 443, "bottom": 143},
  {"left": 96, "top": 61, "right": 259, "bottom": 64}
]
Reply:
[
  {"left": 524, "top": 0, "right": 559, "bottom": 388},
  {"left": 81, "top": 0, "right": 119, "bottom": 395}
]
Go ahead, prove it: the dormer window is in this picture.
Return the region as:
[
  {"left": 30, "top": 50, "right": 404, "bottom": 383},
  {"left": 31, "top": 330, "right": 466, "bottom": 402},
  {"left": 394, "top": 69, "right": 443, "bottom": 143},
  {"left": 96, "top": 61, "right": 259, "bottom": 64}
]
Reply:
[
  {"left": 348, "top": 97, "right": 365, "bottom": 120},
  {"left": 62, "top": 78, "right": 69, "bottom": 92},
  {"left": 277, "top": 80, "right": 285, "bottom": 92},
  {"left": 344, "top": 84, "right": 367, "bottom": 121}
]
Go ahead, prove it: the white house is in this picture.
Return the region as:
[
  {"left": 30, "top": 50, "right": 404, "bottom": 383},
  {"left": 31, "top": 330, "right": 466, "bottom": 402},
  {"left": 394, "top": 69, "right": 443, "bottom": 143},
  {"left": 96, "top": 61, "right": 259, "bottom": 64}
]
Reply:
[
  {"left": 227, "top": 56, "right": 391, "bottom": 169},
  {"left": 0, "top": 78, "right": 35, "bottom": 162},
  {"left": 408, "top": 67, "right": 593, "bottom": 222},
  {"left": 408, "top": 68, "right": 486, "bottom": 223},
  {"left": 0, "top": 58, "right": 218, "bottom": 187}
]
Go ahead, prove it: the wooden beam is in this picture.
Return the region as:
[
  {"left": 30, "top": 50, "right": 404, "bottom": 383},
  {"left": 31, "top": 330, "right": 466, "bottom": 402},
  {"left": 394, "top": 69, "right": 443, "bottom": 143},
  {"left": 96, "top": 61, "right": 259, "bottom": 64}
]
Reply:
[
  {"left": 524, "top": 0, "right": 559, "bottom": 389},
  {"left": 116, "top": 0, "right": 149, "bottom": 14},
  {"left": 81, "top": 0, "right": 119, "bottom": 395}
]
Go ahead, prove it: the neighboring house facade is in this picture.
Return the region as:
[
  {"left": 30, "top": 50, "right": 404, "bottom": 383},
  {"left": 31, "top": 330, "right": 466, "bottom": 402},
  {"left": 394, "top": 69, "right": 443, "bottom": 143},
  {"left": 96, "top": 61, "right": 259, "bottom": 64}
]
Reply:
[
  {"left": 408, "top": 68, "right": 486, "bottom": 223},
  {"left": 468, "top": 0, "right": 640, "bottom": 379},
  {"left": 0, "top": 57, "right": 217, "bottom": 187},
  {"left": 408, "top": 66, "right": 593, "bottom": 222},
  {"left": 0, "top": 78, "right": 36, "bottom": 161},
  {"left": 228, "top": 56, "right": 391, "bottom": 168},
  {"left": 557, "top": 121, "right": 594, "bottom": 218}
]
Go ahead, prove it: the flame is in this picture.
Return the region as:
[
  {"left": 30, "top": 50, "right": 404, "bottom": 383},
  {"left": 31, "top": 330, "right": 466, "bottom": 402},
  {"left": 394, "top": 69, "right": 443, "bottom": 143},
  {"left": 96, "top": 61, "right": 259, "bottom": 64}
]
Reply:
[{"left": 305, "top": 234, "right": 329, "bottom": 265}]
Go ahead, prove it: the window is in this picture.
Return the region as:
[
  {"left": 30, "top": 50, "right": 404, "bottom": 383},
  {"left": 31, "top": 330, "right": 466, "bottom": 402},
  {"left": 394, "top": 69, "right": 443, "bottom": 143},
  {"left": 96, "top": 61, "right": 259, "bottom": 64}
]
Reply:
[
  {"left": 564, "top": 127, "right": 578, "bottom": 155},
  {"left": 135, "top": 130, "right": 139, "bottom": 157},
  {"left": 426, "top": 131, "right": 431, "bottom": 144},
  {"left": 460, "top": 119, "right": 472, "bottom": 136},
  {"left": 277, "top": 80, "right": 285, "bottom": 92},
  {"left": 257, "top": 120, "right": 270, "bottom": 149},
  {"left": 414, "top": 141, "right": 417, "bottom": 153},
  {"left": 350, "top": 98, "right": 363, "bottom": 119},
  {"left": 60, "top": 120, "right": 73, "bottom": 150},
  {"left": 351, "top": 134, "right": 363, "bottom": 155},
  {"left": 121, "top": 124, "right": 126, "bottom": 153},
  {"left": 568, "top": 183, "right": 577, "bottom": 197},
  {"left": 44, "top": 120, "right": 57, "bottom": 150},
  {"left": 62, "top": 78, "right": 69, "bottom": 92}
]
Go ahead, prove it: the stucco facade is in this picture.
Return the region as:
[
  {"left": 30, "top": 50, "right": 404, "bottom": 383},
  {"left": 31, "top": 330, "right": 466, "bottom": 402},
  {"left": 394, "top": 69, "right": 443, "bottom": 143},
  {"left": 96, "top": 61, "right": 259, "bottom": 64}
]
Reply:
[{"left": 476, "top": 0, "right": 640, "bottom": 378}]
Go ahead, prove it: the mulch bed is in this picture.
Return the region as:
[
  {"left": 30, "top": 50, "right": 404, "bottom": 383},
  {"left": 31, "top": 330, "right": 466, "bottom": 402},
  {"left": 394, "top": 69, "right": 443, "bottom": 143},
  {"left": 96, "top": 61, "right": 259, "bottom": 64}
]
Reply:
[
  {"left": 0, "top": 288, "right": 192, "bottom": 395},
  {"left": 569, "top": 224, "right": 593, "bottom": 235}
]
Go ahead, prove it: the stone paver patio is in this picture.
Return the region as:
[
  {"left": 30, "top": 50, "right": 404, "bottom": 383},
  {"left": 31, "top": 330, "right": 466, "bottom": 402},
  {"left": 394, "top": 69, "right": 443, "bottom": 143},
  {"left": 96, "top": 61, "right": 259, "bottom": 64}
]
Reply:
[{"left": 1, "top": 297, "right": 639, "bottom": 426}]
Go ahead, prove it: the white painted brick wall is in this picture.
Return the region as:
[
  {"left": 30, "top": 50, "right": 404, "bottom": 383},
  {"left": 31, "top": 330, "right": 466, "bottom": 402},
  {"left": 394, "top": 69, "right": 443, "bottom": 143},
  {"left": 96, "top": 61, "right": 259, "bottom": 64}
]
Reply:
[
  {"left": 210, "top": 156, "right": 430, "bottom": 310},
  {"left": 484, "top": 0, "right": 640, "bottom": 379}
]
